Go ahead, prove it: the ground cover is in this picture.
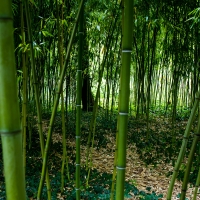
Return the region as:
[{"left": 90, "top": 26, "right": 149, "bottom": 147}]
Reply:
[{"left": 0, "top": 109, "right": 199, "bottom": 199}]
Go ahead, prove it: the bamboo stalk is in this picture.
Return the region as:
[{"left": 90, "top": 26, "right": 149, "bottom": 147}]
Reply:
[
  {"left": 0, "top": 1, "right": 26, "bottom": 199},
  {"left": 167, "top": 91, "right": 200, "bottom": 199},
  {"left": 180, "top": 115, "right": 200, "bottom": 200},
  {"left": 192, "top": 160, "right": 200, "bottom": 199},
  {"left": 56, "top": 0, "right": 69, "bottom": 193},
  {"left": 115, "top": 0, "right": 133, "bottom": 198},
  {"left": 20, "top": 0, "right": 27, "bottom": 172},
  {"left": 110, "top": 122, "right": 119, "bottom": 200},
  {"left": 23, "top": 0, "right": 51, "bottom": 198},
  {"left": 37, "top": 1, "right": 84, "bottom": 198},
  {"left": 75, "top": 0, "right": 84, "bottom": 198}
]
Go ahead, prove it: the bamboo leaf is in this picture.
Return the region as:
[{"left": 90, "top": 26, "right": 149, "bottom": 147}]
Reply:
[
  {"left": 96, "top": 25, "right": 100, "bottom": 31},
  {"left": 62, "top": 19, "right": 68, "bottom": 27},
  {"left": 42, "top": 30, "right": 53, "bottom": 37},
  {"left": 29, "top": 0, "right": 38, "bottom": 8}
]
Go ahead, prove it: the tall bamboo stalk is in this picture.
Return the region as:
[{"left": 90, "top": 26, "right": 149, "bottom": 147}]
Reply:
[
  {"left": 193, "top": 156, "right": 200, "bottom": 199},
  {"left": 167, "top": 91, "right": 200, "bottom": 199},
  {"left": 146, "top": 23, "right": 158, "bottom": 135},
  {"left": 75, "top": 0, "right": 84, "bottom": 198},
  {"left": 180, "top": 114, "right": 200, "bottom": 200},
  {"left": 115, "top": 0, "right": 133, "bottom": 198},
  {"left": 20, "top": 0, "right": 27, "bottom": 172},
  {"left": 56, "top": 0, "right": 69, "bottom": 193},
  {"left": 110, "top": 7, "right": 122, "bottom": 200},
  {"left": 0, "top": 1, "right": 26, "bottom": 199},
  {"left": 37, "top": 1, "right": 84, "bottom": 198},
  {"left": 110, "top": 122, "right": 119, "bottom": 200},
  {"left": 24, "top": 0, "right": 51, "bottom": 198}
]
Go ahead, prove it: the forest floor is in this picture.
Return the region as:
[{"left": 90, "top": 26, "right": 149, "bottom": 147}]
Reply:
[
  {"left": 76, "top": 139, "right": 197, "bottom": 200},
  {"left": 0, "top": 109, "right": 199, "bottom": 199},
  {"left": 65, "top": 133, "right": 198, "bottom": 200},
  {"left": 45, "top": 109, "right": 200, "bottom": 199}
]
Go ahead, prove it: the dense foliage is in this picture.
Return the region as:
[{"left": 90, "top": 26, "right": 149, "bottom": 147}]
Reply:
[{"left": 0, "top": 0, "right": 200, "bottom": 199}]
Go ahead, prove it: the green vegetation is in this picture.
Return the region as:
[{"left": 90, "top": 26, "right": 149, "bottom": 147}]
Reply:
[
  {"left": 0, "top": 0, "right": 200, "bottom": 199},
  {"left": 0, "top": 110, "right": 166, "bottom": 199}
]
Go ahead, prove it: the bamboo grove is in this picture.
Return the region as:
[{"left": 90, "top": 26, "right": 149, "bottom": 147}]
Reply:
[{"left": 0, "top": 0, "right": 200, "bottom": 199}]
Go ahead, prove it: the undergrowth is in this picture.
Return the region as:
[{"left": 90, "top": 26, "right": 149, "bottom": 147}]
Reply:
[{"left": 0, "top": 107, "right": 197, "bottom": 199}]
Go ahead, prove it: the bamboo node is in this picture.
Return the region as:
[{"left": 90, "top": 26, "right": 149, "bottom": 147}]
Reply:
[
  {"left": 0, "top": 129, "right": 21, "bottom": 135},
  {"left": 122, "top": 49, "right": 132, "bottom": 53},
  {"left": 0, "top": 16, "right": 13, "bottom": 21},
  {"left": 76, "top": 164, "right": 80, "bottom": 166},
  {"left": 76, "top": 105, "right": 81, "bottom": 107},
  {"left": 116, "top": 166, "right": 126, "bottom": 170},
  {"left": 76, "top": 136, "right": 81, "bottom": 139},
  {"left": 75, "top": 188, "right": 80, "bottom": 190},
  {"left": 77, "top": 70, "right": 82, "bottom": 72},
  {"left": 79, "top": 32, "right": 84, "bottom": 35},
  {"left": 119, "top": 112, "right": 128, "bottom": 115}
]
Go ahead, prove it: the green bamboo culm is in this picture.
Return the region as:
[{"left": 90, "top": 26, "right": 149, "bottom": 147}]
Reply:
[
  {"left": 76, "top": 0, "right": 84, "bottom": 198},
  {"left": 115, "top": 0, "right": 133, "bottom": 199},
  {"left": 20, "top": 0, "right": 27, "bottom": 172},
  {"left": 37, "top": 1, "right": 84, "bottom": 198},
  {"left": 110, "top": 120, "right": 119, "bottom": 200},
  {"left": 0, "top": 1, "right": 26, "bottom": 199},
  {"left": 180, "top": 112, "right": 200, "bottom": 200},
  {"left": 24, "top": 0, "right": 51, "bottom": 198},
  {"left": 56, "top": 0, "right": 69, "bottom": 192},
  {"left": 193, "top": 160, "right": 200, "bottom": 200},
  {"left": 192, "top": 137, "right": 200, "bottom": 199},
  {"left": 110, "top": 5, "right": 122, "bottom": 200},
  {"left": 167, "top": 91, "right": 200, "bottom": 199}
]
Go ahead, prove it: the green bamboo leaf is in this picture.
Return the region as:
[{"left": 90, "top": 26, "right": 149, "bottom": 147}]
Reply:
[
  {"left": 23, "top": 44, "right": 29, "bottom": 52},
  {"left": 29, "top": 0, "right": 38, "bottom": 8},
  {"left": 12, "top": 3, "right": 18, "bottom": 15},
  {"left": 62, "top": 19, "right": 68, "bottom": 27},
  {"left": 188, "top": 7, "right": 200, "bottom": 16},
  {"left": 185, "top": 17, "right": 195, "bottom": 22},
  {"left": 17, "top": 70, "right": 23, "bottom": 74},
  {"left": 41, "top": 30, "right": 53, "bottom": 37}
]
